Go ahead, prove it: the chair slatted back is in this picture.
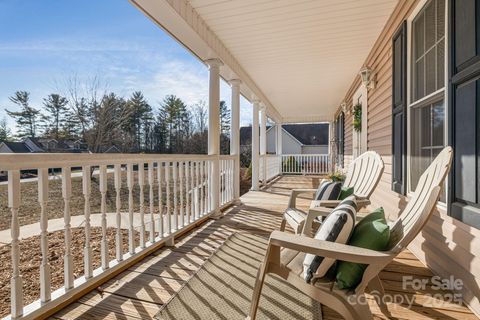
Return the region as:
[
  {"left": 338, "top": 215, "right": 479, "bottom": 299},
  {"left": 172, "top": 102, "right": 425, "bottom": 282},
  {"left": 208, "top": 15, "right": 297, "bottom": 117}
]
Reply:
[
  {"left": 388, "top": 147, "right": 453, "bottom": 252},
  {"left": 343, "top": 151, "right": 384, "bottom": 199}
]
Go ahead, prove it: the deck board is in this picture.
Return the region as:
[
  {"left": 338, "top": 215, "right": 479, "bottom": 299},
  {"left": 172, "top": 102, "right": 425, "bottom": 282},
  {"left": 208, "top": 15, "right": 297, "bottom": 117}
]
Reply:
[{"left": 53, "top": 176, "right": 477, "bottom": 320}]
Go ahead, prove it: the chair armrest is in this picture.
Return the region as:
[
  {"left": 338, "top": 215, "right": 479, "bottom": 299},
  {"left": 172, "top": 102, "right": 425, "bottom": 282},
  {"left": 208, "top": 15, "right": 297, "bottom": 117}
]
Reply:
[
  {"left": 269, "top": 231, "right": 393, "bottom": 265},
  {"left": 302, "top": 207, "right": 332, "bottom": 236},
  {"left": 317, "top": 198, "right": 371, "bottom": 208},
  {"left": 288, "top": 188, "right": 318, "bottom": 208},
  {"left": 356, "top": 199, "right": 371, "bottom": 208},
  {"left": 317, "top": 199, "right": 341, "bottom": 208}
]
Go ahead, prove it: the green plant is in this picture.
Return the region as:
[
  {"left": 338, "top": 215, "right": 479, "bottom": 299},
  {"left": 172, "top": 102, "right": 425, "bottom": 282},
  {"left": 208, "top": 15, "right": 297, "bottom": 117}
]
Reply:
[
  {"left": 353, "top": 103, "right": 362, "bottom": 132},
  {"left": 327, "top": 170, "right": 346, "bottom": 182},
  {"left": 244, "top": 162, "right": 252, "bottom": 179}
]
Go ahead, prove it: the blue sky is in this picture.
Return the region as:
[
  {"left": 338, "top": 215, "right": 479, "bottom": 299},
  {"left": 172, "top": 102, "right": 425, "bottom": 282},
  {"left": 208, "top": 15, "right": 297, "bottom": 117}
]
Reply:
[{"left": 0, "top": 0, "right": 253, "bottom": 132}]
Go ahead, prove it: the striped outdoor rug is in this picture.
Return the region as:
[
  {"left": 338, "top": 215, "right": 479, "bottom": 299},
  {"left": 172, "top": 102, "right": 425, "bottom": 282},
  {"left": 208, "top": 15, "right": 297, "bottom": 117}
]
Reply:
[{"left": 155, "top": 232, "right": 322, "bottom": 320}]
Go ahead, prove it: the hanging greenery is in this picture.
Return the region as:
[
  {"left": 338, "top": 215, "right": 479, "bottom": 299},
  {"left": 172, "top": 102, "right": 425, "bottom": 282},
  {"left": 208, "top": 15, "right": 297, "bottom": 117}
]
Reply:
[{"left": 353, "top": 103, "right": 362, "bottom": 132}]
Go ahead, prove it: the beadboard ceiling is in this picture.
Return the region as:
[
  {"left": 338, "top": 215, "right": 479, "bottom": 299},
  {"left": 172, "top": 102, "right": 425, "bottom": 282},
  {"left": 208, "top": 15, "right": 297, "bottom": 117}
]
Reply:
[{"left": 132, "top": 0, "right": 399, "bottom": 122}]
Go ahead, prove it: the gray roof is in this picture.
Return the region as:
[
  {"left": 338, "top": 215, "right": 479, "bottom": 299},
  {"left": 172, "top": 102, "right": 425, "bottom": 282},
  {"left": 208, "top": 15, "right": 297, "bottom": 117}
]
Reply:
[
  {"left": 282, "top": 124, "right": 329, "bottom": 145},
  {"left": 1, "top": 141, "right": 32, "bottom": 153},
  {"left": 240, "top": 123, "right": 329, "bottom": 146}
]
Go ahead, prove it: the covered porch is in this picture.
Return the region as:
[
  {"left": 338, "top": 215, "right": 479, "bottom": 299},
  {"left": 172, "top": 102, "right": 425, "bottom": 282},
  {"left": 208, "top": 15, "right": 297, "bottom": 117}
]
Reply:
[
  {"left": 2, "top": 0, "right": 480, "bottom": 319},
  {"left": 52, "top": 176, "right": 476, "bottom": 320}
]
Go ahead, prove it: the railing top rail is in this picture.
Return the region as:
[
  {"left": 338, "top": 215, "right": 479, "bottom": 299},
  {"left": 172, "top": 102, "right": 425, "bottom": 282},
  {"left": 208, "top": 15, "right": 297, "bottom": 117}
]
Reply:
[
  {"left": 281, "top": 154, "right": 328, "bottom": 156},
  {"left": 218, "top": 154, "right": 236, "bottom": 160},
  {"left": 0, "top": 153, "right": 217, "bottom": 170}
]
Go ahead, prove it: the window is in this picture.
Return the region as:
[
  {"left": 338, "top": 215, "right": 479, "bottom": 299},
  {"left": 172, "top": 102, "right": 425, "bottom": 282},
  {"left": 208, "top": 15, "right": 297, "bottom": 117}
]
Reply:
[
  {"left": 410, "top": 100, "right": 445, "bottom": 189},
  {"left": 409, "top": 0, "right": 446, "bottom": 193}
]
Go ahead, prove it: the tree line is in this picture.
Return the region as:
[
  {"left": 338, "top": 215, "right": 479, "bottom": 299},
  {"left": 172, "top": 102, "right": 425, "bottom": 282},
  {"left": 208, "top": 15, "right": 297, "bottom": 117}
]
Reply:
[{"left": 2, "top": 84, "right": 231, "bottom": 154}]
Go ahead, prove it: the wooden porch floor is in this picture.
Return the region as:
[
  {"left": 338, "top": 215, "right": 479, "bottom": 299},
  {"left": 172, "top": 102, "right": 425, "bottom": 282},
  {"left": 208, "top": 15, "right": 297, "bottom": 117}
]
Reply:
[{"left": 53, "top": 176, "right": 477, "bottom": 320}]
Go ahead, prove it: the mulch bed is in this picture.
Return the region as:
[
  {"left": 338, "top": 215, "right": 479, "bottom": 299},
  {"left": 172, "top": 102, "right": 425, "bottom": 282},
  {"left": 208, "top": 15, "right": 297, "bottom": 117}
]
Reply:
[{"left": 0, "top": 227, "right": 140, "bottom": 318}]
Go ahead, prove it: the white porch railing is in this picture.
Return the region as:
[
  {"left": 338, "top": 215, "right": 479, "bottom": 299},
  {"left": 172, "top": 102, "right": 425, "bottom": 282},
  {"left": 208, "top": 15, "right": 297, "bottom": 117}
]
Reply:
[
  {"left": 0, "top": 153, "right": 236, "bottom": 320},
  {"left": 220, "top": 155, "right": 235, "bottom": 206},
  {"left": 281, "top": 154, "right": 329, "bottom": 175},
  {"left": 259, "top": 155, "right": 281, "bottom": 183}
]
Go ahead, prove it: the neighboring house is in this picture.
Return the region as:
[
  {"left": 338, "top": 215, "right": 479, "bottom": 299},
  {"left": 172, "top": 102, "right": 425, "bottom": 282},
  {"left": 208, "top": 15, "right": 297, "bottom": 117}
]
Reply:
[
  {"left": 0, "top": 137, "right": 90, "bottom": 153},
  {"left": 0, "top": 141, "right": 36, "bottom": 153},
  {"left": 240, "top": 123, "right": 329, "bottom": 155}
]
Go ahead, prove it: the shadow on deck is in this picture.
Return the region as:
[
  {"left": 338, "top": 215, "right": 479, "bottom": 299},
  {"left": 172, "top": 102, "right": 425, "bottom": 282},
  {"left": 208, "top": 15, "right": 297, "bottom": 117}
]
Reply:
[{"left": 53, "top": 176, "right": 477, "bottom": 320}]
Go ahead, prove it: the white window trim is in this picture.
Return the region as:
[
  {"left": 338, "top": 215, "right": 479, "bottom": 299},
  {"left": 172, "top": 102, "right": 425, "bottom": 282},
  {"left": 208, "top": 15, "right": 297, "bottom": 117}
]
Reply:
[{"left": 406, "top": 0, "right": 449, "bottom": 206}]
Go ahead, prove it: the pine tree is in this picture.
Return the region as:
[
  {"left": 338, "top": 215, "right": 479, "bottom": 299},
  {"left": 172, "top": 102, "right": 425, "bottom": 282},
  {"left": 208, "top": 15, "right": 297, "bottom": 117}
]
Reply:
[
  {"left": 70, "top": 97, "right": 90, "bottom": 139},
  {"left": 219, "top": 100, "right": 231, "bottom": 154},
  {"left": 5, "top": 91, "right": 40, "bottom": 139},
  {"left": 158, "top": 95, "right": 189, "bottom": 153},
  {"left": 219, "top": 100, "right": 230, "bottom": 135},
  {"left": 126, "top": 91, "right": 153, "bottom": 152},
  {"left": 42, "top": 93, "right": 69, "bottom": 139},
  {"left": 0, "top": 117, "right": 12, "bottom": 142}
]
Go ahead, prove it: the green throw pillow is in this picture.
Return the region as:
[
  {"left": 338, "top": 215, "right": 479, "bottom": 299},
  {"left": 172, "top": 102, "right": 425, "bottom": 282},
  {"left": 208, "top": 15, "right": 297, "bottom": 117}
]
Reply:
[
  {"left": 338, "top": 186, "right": 354, "bottom": 200},
  {"left": 356, "top": 207, "right": 385, "bottom": 225},
  {"left": 336, "top": 207, "right": 390, "bottom": 289}
]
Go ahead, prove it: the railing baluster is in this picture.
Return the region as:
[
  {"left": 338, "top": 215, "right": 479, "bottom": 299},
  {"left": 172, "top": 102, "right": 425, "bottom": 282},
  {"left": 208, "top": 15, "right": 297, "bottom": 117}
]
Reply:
[
  {"left": 173, "top": 161, "right": 178, "bottom": 231},
  {"left": 99, "top": 165, "right": 108, "bottom": 270},
  {"left": 192, "top": 161, "right": 197, "bottom": 221},
  {"left": 225, "top": 159, "right": 231, "bottom": 203},
  {"left": 165, "top": 162, "right": 171, "bottom": 234},
  {"left": 228, "top": 160, "right": 232, "bottom": 202},
  {"left": 200, "top": 161, "right": 204, "bottom": 215},
  {"left": 157, "top": 163, "right": 164, "bottom": 238},
  {"left": 227, "top": 160, "right": 230, "bottom": 202},
  {"left": 220, "top": 160, "right": 224, "bottom": 205},
  {"left": 185, "top": 161, "right": 190, "bottom": 224},
  {"left": 62, "top": 167, "right": 74, "bottom": 290},
  {"left": 231, "top": 159, "right": 234, "bottom": 200},
  {"left": 8, "top": 170, "right": 23, "bottom": 317},
  {"left": 138, "top": 163, "right": 146, "bottom": 249},
  {"left": 148, "top": 162, "right": 155, "bottom": 243},
  {"left": 226, "top": 160, "right": 228, "bottom": 203},
  {"left": 225, "top": 160, "right": 228, "bottom": 203},
  {"left": 206, "top": 161, "right": 210, "bottom": 212},
  {"left": 82, "top": 166, "right": 93, "bottom": 279},
  {"left": 127, "top": 163, "right": 135, "bottom": 255},
  {"left": 179, "top": 161, "right": 185, "bottom": 228},
  {"left": 114, "top": 164, "right": 122, "bottom": 262},
  {"left": 38, "top": 168, "right": 51, "bottom": 303}
]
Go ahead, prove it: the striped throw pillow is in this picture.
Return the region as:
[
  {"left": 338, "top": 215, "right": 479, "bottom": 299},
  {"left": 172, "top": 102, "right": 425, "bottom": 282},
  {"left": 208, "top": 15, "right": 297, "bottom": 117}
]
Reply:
[
  {"left": 303, "top": 196, "right": 357, "bottom": 283},
  {"left": 314, "top": 181, "right": 342, "bottom": 200}
]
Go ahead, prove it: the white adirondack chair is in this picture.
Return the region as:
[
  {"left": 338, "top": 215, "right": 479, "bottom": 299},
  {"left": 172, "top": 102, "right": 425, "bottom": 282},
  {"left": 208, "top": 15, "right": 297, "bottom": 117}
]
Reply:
[
  {"left": 248, "top": 146, "right": 452, "bottom": 320},
  {"left": 282, "top": 151, "right": 384, "bottom": 234}
]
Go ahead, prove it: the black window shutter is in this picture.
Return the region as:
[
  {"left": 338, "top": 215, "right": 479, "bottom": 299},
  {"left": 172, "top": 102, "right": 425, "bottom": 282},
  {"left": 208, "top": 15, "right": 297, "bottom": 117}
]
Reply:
[
  {"left": 392, "top": 21, "right": 407, "bottom": 194},
  {"left": 449, "top": 0, "right": 480, "bottom": 228},
  {"left": 336, "top": 112, "right": 345, "bottom": 167}
]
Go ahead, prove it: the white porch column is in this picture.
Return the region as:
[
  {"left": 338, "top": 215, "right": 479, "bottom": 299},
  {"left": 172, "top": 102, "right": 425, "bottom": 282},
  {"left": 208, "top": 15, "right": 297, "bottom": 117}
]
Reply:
[
  {"left": 229, "top": 79, "right": 241, "bottom": 200},
  {"left": 205, "top": 58, "right": 223, "bottom": 216},
  {"left": 276, "top": 122, "right": 283, "bottom": 174},
  {"left": 276, "top": 122, "right": 283, "bottom": 155},
  {"left": 251, "top": 100, "right": 260, "bottom": 191},
  {"left": 259, "top": 106, "right": 267, "bottom": 183}
]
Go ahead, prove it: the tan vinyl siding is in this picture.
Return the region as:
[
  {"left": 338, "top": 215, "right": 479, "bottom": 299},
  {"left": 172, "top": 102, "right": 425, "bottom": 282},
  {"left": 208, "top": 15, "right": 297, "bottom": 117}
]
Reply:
[{"left": 334, "top": 0, "right": 480, "bottom": 316}]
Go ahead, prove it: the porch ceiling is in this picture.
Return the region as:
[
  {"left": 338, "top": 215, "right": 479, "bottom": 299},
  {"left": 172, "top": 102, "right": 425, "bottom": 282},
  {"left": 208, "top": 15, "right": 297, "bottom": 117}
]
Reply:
[{"left": 131, "top": 0, "right": 398, "bottom": 123}]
